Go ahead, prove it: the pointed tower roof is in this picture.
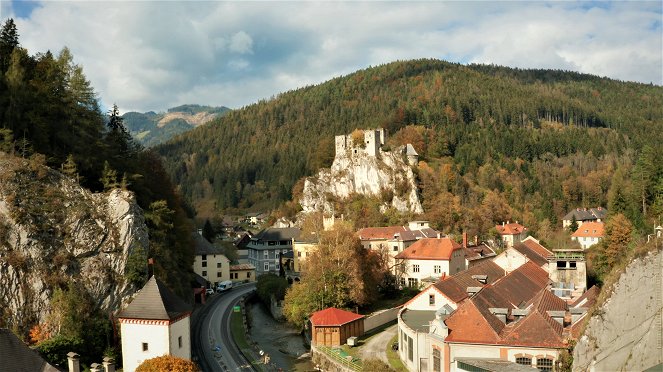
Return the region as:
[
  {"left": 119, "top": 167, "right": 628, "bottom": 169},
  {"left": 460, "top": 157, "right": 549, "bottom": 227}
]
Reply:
[{"left": 118, "top": 276, "right": 191, "bottom": 320}]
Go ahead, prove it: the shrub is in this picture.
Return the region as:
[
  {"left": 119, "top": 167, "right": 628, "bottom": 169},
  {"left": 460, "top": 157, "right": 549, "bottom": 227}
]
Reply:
[{"left": 136, "top": 355, "right": 199, "bottom": 372}]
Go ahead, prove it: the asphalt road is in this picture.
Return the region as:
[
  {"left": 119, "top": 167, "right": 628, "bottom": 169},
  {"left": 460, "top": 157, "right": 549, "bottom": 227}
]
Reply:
[{"left": 191, "top": 283, "right": 257, "bottom": 371}]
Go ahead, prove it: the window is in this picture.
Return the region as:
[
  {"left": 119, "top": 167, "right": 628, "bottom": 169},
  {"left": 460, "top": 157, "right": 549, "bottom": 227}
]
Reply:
[
  {"left": 202, "top": 261, "right": 207, "bottom": 267},
  {"left": 297, "top": 251, "right": 302, "bottom": 257},
  {"left": 429, "top": 294, "right": 435, "bottom": 305},
  {"left": 202, "top": 271, "right": 207, "bottom": 277},
  {"left": 142, "top": 342, "right": 148, "bottom": 352},
  {"left": 570, "top": 261, "right": 577, "bottom": 269},
  {"left": 413, "top": 265, "right": 420, "bottom": 273},
  {"left": 434, "top": 265, "right": 441, "bottom": 274},
  {"left": 264, "top": 251, "right": 269, "bottom": 258},
  {"left": 217, "top": 262, "right": 222, "bottom": 268},
  {"left": 217, "top": 272, "right": 222, "bottom": 278},
  {"left": 432, "top": 348, "right": 441, "bottom": 372},
  {"left": 407, "top": 336, "right": 413, "bottom": 361},
  {"left": 276, "top": 263, "right": 280, "bottom": 269},
  {"left": 408, "top": 278, "right": 418, "bottom": 287},
  {"left": 201, "top": 255, "right": 207, "bottom": 261},
  {"left": 264, "top": 262, "right": 269, "bottom": 271},
  {"left": 516, "top": 357, "right": 532, "bottom": 366},
  {"left": 247, "top": 272, "right": 251, "bottom": 278},
  {"left": 283, "top": 249, "right": 288, "bottom": 254},
  {"left": 393, "top": 246, "right": 398, "bottom": 252},
  {"left": 557, "top": 261, "right": 566, "bottom": 269},
  {"left": 178, "top": 336, "right": 182, "bottom": 348},
  {"left": 536, "top": 357, "right": 554, "bottom": 371}
]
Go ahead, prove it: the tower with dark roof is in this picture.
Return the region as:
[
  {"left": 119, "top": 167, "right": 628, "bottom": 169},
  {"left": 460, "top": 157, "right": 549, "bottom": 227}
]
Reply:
[{"left": 118, "top": 276, "right": 192, "bottom": 372}]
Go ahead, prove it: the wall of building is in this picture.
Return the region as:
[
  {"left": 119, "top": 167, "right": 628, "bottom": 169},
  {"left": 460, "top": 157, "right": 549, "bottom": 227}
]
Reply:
[
  {"left": 293, "top": 241, "right": 318, "bottom": 273},
  {"left": 406, "top": 287, "right": 458, "bottom": 312},
  {"left": 247, "top": 242, "right": 293, "bottom": 275},
  {"left": 493, "top": 248, "right": 527, "bottom": 273},
  {"left": 193, "top": 254, "right": 230, "bottom": 287},
  {"left": 364, "top": 307, "right": 400, "bottom": 332},
  {"left": 121, "top": 321, "right": 170, "bottom": 372},
  {"left": 230, "top": 268, "right": 255, "bottom": 282},
  {"left": 168, "top": 317, "right": 191, "bottom": 361}
]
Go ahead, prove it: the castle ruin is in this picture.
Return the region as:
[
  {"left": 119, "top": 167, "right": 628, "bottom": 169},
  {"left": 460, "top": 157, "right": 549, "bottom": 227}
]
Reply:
[{"left": 335, "top": 128, "right": 387, "bottom": 158}]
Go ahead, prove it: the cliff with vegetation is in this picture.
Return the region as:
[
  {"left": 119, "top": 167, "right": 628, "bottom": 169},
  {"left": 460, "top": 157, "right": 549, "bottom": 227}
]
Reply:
[{"left": 573, "top": 248, "right": 662, "bottom": 371}]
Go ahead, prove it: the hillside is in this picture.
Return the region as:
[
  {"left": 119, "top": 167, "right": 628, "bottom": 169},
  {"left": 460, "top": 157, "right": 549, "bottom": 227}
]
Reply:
[
  {"left": 123, "top": 104, "right": 230, "bottom": 147},
  {"left": 157, "top": 59, "right": 662, "bottom": 234}
]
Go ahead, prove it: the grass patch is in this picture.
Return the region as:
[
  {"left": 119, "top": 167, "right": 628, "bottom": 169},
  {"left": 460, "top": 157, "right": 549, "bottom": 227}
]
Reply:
[
  {"left": 230, "top": 307, "right": 266, "bottom": 371},
  {"left": 386, "top": 334, "right": 407, "bottom": 372}
]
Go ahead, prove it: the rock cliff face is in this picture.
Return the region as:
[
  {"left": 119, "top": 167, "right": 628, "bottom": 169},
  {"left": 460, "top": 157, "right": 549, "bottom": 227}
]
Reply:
[
  {"left": 301, "top": 140, "right": 423, "bottom": 215},
  {"left": 0, "top": 156, "right": 148, "bottom": 332},
  {"left": 573, "top": 249, "right": 662, "bottom": 371}
]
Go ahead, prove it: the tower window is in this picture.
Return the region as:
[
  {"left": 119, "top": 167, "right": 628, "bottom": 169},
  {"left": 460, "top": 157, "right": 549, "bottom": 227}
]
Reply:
[{"left": 142, "top": 342, "right": 148, "bottom": 352}]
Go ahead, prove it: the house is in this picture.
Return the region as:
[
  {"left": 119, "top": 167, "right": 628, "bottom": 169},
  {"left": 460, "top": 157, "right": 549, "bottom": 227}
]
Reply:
[
  {"left": 191, "top": 233, "right": 230, "bottom": 288},
  {"left": 246, "top": 227, "right": 301, "bottom": 276},
  {"left": 562, "top": 207, "right": 607, "bottom": 229},
  {"left": 571, "top": 221, "right": 604, "bottom": 249},
  {"left": 310, "top": 308, "right": 364, "bottom": 347},
  {"left": 229, "top": 263, "right": 256, "bottom": 283},
  {"left": 394, "top": 237, "right": 466, "bottom": 289},
  {"left": 292, "top": 231, "right": 319, "bottom": 275},
  {"left": 495, "top": 221, "right": 528, "bottom": 249},
  {"left": 493, "top": 236, "right": 553, "bottom": 274},
  {"left": 0, "top": 328, "right": 60, "bottom": 372},
  {"left": 234, "top": 231, "right": 252, "bottom": 263},
  {"left": 397, "top": 260, "right": 586, "bottom": 372},
  {"left": 549, "top": 249, "right": 588, "bottom": 300},
  {"left": 461, "top": 233, "right": 496, "bottom": 268},
  {"left": 118, "top": 276, "right": 192, "bottom": 372},
  {"left": 245, "top": 212, "right": 268, "bottom": 226},
  {"left": 358, "top": 221, "right": 439, "bottom": 274}
]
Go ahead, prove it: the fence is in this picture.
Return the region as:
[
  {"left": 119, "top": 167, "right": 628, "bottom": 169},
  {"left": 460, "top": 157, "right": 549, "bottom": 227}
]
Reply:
[{"left": 314, "top": 345, "right": 363, "bottom": 371}]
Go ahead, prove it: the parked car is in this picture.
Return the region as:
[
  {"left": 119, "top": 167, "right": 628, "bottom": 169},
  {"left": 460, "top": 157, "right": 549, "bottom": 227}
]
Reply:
[
  {"left": 205, "top": 288, "right": 215, "bottom": 295},
  {"left": 216, "top": 280, "right": 233, "bottom": 293}
]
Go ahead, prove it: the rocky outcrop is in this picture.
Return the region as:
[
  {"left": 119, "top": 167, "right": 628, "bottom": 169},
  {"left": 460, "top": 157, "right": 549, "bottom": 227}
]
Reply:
[
  {"left": 573, "top": 249, "right": 662, "bottom": 371},
  {"left": 0, "top": 156, "right": 148, "bottom": 332},
  {"left": 301, "top": 143, "right": 423, "bottom": 215}
]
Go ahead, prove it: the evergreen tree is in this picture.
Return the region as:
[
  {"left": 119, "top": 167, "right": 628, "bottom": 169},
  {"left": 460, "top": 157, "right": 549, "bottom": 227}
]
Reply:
[
  {"left": 0, "top": 18, "right": 19, "bottom": 72},
  {"left": 201, "top": 219, "right": 215, "bottom": 243}
]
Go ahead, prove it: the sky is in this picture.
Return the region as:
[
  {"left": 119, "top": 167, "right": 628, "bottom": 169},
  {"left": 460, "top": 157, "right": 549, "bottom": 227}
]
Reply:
[{"left": 1, "top": 1, "right": 661, "bottom": 113}]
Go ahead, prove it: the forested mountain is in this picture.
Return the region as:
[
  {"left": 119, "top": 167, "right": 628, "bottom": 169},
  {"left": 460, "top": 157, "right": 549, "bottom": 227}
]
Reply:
[
  {"left": 157, "top": 59, "right": 662, "bottom": 239},
  {"left": 123, "top": 104, "right": 230, "bottom": 147},
  {"left": 0, "top": 18, "right": 194, "bottom": 360}
]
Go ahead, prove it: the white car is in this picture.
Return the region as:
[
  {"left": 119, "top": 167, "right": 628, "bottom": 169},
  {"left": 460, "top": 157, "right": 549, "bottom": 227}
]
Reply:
[{"left": 205, "top": 288, "right": 215, "bottom": 295}]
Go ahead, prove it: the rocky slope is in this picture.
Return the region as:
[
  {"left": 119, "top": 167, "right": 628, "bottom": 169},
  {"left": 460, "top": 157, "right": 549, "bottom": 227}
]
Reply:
[
  {"left": 0, "top": 155, "right": 148, "bottom": 332},
  {"left": 301, "top": 141, "right": 423, "bottom": 215},
  {"left": 573, "top": 248, "right": 662, "bottom": 371}
]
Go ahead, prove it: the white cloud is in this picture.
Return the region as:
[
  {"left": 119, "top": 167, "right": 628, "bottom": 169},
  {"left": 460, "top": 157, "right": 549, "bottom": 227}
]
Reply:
[{"left": 5, "top": 1, "right": 661, "bottom": 112}]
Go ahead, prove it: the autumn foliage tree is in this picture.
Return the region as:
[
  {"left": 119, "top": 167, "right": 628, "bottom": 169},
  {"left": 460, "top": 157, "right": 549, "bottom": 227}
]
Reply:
[{"left": 136, "top": 355, "right": 199, "bottom": 372}]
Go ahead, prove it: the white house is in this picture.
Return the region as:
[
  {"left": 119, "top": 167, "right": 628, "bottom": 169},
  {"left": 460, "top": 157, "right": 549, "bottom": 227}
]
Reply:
[
  {"left": 493, "top": 236, "right": 552, "bottom": 274},
  {"left": 394, "top": 237, "right": 466, "bottom": 289},
  {"left": 495, "top": 221, "right": 528, "bottom": 249},
  {"left": 571, "top": 221, "right": 604, "bottom": 250},
  {"left": 118, "top": 276, "right": 192, "bottom": 372}
]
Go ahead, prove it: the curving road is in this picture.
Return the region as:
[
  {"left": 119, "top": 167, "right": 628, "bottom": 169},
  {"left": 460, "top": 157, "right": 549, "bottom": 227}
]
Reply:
[{"left": 191, "top": 283, "right": 257, "bottom": 371}]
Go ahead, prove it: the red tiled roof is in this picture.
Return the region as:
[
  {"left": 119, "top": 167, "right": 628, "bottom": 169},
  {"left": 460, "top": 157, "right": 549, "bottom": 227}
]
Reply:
[
  {"left": 520, "top": 237, "right": 553, "bottom": 259},
  {"left": 571, "top": 285, "right": 600, "bottom": 308},
  {"left": 357, "top": 226, "right": 407, "bottom": 240},
  {"left": 495, "top": 222, "right": 527, "bottom": 236},
  {"left": 513, "top": 241, "right": 552, "bottom": 267},
  {"left": 500, "top": 311, "right": 565, "bottom": 348},
  {"left": 444, "top": 300, "right": 502, "bottom": 344},
  {"left": 394, "top": 238, "right": 462, "bottom": 260},
  {"left": 571, "top": 222, "right": 605, "bottom": 238},
  {"left": 527, "top": 288, "right": 568, "bottom": 313},
  {"left": 230, "top": 264, "right": 255, "bottom": 271},
  {"left": 310, "top": 307, "right": 364, "bottom": 326}
]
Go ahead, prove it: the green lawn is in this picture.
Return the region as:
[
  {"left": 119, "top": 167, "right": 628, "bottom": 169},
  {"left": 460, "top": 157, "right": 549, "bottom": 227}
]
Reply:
[
  {"left": 230, "top": 307, "right": 266, "bottom": 371},
  {"left": 386, "top": 334, "right": 407, "bottom": 372}
]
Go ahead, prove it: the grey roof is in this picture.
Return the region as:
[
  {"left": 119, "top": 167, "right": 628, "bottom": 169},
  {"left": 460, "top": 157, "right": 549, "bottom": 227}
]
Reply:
[
  {"left": 192, "top": 233, "right": 224, "bottom": 256},
  {"left": 563, "top": 207, "right": 607, "bottom": 222},
  {"left": 400, "top": 309, "right": 436, "bottom": 332},
  {"left": 118, "top": 276, "right": 192, "bottom": 320},
  {"left": 254, "top": 227, "right": 301, "bottom": 241},
  {"left": 455, "top": 358, "right": 538, "bottom": 372},
  {"left": 0, "top": 329, "right": 61, "bottom": 372},
  {"left": 405, "top": 143, "right": 419, "bottom": 156}
]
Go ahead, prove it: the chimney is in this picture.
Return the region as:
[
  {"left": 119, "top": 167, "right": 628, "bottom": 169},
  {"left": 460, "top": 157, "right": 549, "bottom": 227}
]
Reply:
[
  {"left": 90, "top": 363, "right": 103, "bottom": 372},
  {"left": 462, "top": 232, "right": 468, "bottom": 248},
  {"left": 103, "top": 357, "right": 115, "bottom": 372},
  {"left": 437, "top": 232, "right": 441, "bottom": 238},
  {"left": 489, "top": 308, "right": 508, "bottom": 323},
  {"left": 67, "top": 352, "right": 80, "bottom": 372},
  {"left": 547, "top": 310, "right": 566, "bottom": 325},
  {"left": 502, "top": 221, "right": 505, "bottom": 226}
]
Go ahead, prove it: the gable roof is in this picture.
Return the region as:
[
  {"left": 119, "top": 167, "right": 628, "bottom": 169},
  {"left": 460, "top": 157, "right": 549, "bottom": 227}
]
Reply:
[
  {"left": 571, "top": 285, "right": 600, "bottom": 308},
  {"left": 464, "top": 243, "right": 496, "bottom": 262},
  {"left": 0, "top": 329, "right": 61, "bottom": 372},
  {"left": 253, "top": 227, "right": 301, "bottom": 241},
  {"left": 394, "top": 237, "right": 462, "bottom": 260},
  {"left": 563, "top": 207, "right": 607, "bottom": 222},
  {"left": 444, "top": 300, "right": 502, "bottom": 344},
  {"left": 527, "top": 288, "right": 568, "bottom": 313},
  {"left": 500, "top": 310, "right": 565, "bottom": 348},
  {"left": 513, "top": 238, "right": 553, "bottom": 267},
  {"left": 357, "top": 225, "right": 439, "bottom": 241},
  {"left": 310, "top": 307, "right": 364, "bottom": 326},
  {"left": 192, "top": 233, "right": 224, "bottom": 256},
  {"left": 490, "top": 261, "right": 549, "bottom": 308},
  {"left": 495, "top": 222, "right": 527, "bottom": 236},
  {"left": 571, "top": 222, "right": 605, "bottom": 238},
  {"left": 118, "top": 276, "right": 192, "bottom": 320}
]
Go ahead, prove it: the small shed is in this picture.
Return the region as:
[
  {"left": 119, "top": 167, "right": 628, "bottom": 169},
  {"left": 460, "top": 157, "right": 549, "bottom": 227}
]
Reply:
[{"left": 310, "top": 307, "right": 364, "bottom": 347}]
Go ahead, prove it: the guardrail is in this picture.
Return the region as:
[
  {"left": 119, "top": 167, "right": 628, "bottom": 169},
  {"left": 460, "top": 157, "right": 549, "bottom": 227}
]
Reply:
[{"left": 314, "top": 345, "right": 363, "bottom": 371}]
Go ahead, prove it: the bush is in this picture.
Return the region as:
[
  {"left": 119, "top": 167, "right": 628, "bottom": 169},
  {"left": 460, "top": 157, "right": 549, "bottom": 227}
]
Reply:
[
  {"left": 136, "top": 355, "right": 199, "bottom": 372},
  {"left": 256, "top": 273, "right": 288, "bottom": 306}
]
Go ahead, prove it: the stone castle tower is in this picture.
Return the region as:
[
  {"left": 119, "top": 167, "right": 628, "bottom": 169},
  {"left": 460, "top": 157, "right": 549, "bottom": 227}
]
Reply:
[{"left": 335, "top": 128, "right": 387, "bottom": 158}]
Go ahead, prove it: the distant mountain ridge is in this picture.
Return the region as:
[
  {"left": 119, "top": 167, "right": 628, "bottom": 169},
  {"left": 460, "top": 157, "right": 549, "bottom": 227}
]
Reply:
[{"left": 123, "top": 104, "right": 230, "bottom": 147}]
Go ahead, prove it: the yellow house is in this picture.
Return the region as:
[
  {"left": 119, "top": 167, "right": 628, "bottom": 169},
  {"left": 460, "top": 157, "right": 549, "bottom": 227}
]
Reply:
[
  {"left": 230, "top": 263, "right": 256, "bottom": 283},
  {"left": 293, "top": 233, "right": 319, "bottom": 274}
]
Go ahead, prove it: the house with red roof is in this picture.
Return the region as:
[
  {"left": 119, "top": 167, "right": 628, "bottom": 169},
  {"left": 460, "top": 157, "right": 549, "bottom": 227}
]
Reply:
[
  {"left": 571, "top": 221, "right": 604, "bottom": 249},
  {"left": 493, "top": 236, "right": 553, "bottom": 274},
  {"left": 310, "top": 307, "right": 364, "bottom": 347},
  {"left": 495, "top": 221, "right": 528, "bottom": 249},
  {"left": 394, "top": 237, "right": 466, "bottom": 289}
]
